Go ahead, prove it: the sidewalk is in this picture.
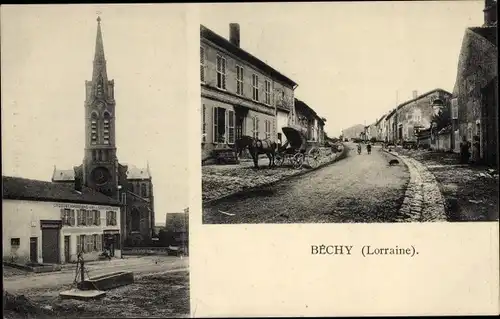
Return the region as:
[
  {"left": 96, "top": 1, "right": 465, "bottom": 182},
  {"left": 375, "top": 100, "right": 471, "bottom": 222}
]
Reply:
[
  {"left": 390, "top": 147, "right": 499, "bottom": 221},
  {"left": 202, "top": 146, "right": 346, "bottom": 203}
]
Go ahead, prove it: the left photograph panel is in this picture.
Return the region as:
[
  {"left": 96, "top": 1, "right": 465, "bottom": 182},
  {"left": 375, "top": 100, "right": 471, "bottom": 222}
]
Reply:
[{"left": 2, "top": 5, "right": 190, "bottom": 318}]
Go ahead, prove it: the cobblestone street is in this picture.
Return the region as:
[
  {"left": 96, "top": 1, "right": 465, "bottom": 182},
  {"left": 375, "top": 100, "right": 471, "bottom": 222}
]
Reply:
[
  {"left": 203, "top": 144, "right": 409, "bottom": 224},
  {"left": 386, "top": 151, "right": 447, "bottom": 222}
]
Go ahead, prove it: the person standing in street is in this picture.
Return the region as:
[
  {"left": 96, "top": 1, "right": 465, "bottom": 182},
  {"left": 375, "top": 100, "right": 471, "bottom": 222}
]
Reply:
[{"left": 459, "top": 136, "right": 471, "bottom": 164}]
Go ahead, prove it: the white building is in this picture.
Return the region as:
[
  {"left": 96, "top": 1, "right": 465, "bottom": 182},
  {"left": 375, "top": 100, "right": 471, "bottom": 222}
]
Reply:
[{"left": 2, "top": 176, "right": 122, "bottom": 265}]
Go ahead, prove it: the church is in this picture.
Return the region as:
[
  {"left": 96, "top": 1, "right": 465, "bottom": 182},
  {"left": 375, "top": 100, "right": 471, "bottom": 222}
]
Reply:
[{"left": 51, "top": 17, "right": 155, "bottom": 246}]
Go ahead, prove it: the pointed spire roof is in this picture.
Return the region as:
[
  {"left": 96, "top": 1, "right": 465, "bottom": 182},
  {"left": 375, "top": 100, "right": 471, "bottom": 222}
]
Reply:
[
  {"left": 90, "top": 15, "right": 109, "bottom": 101},
  {"left": 94, "top": 16, "right": 105, "bottom": 64}
]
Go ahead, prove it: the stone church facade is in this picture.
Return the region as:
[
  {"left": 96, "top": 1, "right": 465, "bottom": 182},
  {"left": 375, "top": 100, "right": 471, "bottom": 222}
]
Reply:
[{"left": 51, "top": 17, "right": 155, "bottom": 246}]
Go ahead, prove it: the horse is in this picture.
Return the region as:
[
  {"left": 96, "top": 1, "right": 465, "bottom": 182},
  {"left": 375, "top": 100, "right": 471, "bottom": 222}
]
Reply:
[{"left": 235, "top": 135, "right": 278, "bottom": 169}]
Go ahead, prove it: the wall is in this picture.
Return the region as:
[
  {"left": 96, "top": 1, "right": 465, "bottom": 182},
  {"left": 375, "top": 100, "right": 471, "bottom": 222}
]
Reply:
[
  {"left": 435, "top": 132, "right": 452, "bottom": 151},
  {"left": 201, "top": 38, "right": 295, "bottom": 159},
  {"left": 395, "top": 91, "right": 452, "bottom": 142},
  {"left": 2, "top": 199, "right": 121, "bottom": 264},
  {"left": 276, "top": 110, "right": 290, "bottom": 144}
]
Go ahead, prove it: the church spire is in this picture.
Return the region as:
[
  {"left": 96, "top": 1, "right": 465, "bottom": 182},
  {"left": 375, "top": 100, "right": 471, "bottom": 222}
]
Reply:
[
  {"left": 90, "top": 15, "right": 110, "bottom": 101},
  {"left": 94, "top": 16, "right": 105, "bottom": 65}
]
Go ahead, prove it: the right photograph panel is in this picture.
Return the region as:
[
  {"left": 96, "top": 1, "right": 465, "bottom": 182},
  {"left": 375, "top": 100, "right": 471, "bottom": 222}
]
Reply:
[{"left": 200, "top": 1, "right": 498, "bottom": 225}]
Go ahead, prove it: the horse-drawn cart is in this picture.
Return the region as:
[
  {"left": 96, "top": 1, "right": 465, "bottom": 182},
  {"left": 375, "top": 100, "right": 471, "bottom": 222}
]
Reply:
[{"left": 275, "top": 126, "right": 321, "bottom": 169}]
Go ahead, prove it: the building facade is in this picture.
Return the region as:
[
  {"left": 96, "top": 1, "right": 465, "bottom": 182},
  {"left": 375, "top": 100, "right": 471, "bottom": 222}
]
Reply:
[
  {"left": 51, "top": 18, "right": 155, "bottom": 246},
  {"left": 200, "top": 24, "right": 298, "bottom": 160},
  {"left": 452, "top": 0, "right": 498, "bottom": 166},
  {"left": 384, "top": 89, "right": 452, "bottom": 144},
  {"left": 3, "top": 176, "right": 122, "bottom": 264},
  {"left": 294, "top": 98, "right": 326, "bottom": 145}
]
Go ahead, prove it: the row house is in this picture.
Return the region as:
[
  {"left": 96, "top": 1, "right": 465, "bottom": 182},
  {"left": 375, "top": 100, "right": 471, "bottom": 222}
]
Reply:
[
  {"left": 451, "top": 0, "right": 498, "bottom": 166},
  {"left": 374, "top": 114, "right": 387, "bottom": 141},
  {"left": 200, "top": 24, "right": 298, "bottom": 160},
  {"left": 364, "top": 122, "right": 378, "bottom": 141},
  {"left": 383, "top": 89, "right": 452, "bottom": 144},
  {"left": 294, "top": 98, "right": 327, "bottom": 145},
  {"left": 2, "top": 176, "right": 122, "bottom": 265}
]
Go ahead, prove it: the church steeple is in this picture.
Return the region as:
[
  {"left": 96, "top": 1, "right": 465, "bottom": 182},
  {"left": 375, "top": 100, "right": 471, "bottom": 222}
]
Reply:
[{"left": 83, "top": 15, "right": 118, "bottom": 199}]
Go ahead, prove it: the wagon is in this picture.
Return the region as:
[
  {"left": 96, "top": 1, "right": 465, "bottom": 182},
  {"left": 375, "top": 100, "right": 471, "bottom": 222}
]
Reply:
[{"left": 275, "top": 126, "right": 321, "bottom": 169}]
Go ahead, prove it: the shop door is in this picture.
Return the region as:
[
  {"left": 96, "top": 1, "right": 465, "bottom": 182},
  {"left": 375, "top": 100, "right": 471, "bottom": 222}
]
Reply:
[{"left": 42, "top": 228, "right": 60, "bottom": 264}]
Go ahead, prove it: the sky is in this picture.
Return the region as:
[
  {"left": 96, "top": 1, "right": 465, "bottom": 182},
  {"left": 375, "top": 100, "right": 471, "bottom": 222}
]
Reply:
[
  {"left": 200, "top": 1, "right": 485, "bottom": 137},
  {"left": 1, "top": 4, "right": 189, "bottom": 225}
]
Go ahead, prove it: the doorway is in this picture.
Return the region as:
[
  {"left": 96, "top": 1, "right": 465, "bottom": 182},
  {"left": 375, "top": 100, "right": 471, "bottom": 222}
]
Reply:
[
  {"left": 42, "top": 228, "right": 60, "bottom": 264},
  {"left": 64, "top": 236, "right": 71, "bottom": 263},
  {"left": 29, "top": 237, "right": 38, "bottom": 264}
]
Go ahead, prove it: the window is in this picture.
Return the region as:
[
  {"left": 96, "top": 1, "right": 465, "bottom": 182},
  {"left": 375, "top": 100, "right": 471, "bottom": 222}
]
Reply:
[
  {"left": 61, "top": 208, "right": 74, "bottom": 226},
  {"left": 265, "top": 119, "right": 271, "bottom": 139},
  {"left": 11, "top": 238, "right": 20, "bottom": 247},
  {"left": 141, "top": 183, "right": 147, "bottom": 197},
  {"left": 93, "top": 234, "right": 102, "bottom": 251},
  {"left": 213, "top": 107, "right": 226, "bottom": 144},
  {"left": 216, "top": 55, "right": 226, "bottom": 90},
  {"left": 202, "top": 104, "right": 206, "bottom": 143},
  {"left": 103, "top": 112, "right": 110, "bottom": 145},
  {"left": 91, "top": 113, "right": 98, "bottom": 145},
  {"left": 200, "top": 46, "right": 205, "bottom": 83},
  {"left": 252, "top": 74, "right": 259, "bottom": 101},
  {"left": 93, "top": 210, "right": 100, "bottom": 226},
  {"left": 252, "top": 116, "right": 259, "bottom": 139},
  {"left": 236, "top": 65, "right": 244, "bottom": 95},
  {"left": 451, "top": 98, "right": 458, "bottom": 119},
  {"left": 86, "top": 210, "right": 94, "bottom": 226},
  {"left": 77, "top": 235, "right": 85, "bottom": 253},
  {"left": 131, "top": 208, "right": 141, "bottom": 231},
  {"left": 106, "top": 211, "right": 117, "bottom": 226},
  {"left": 78, "top": 209, "right": 87, "bottom": 226},
  {"left": 85, "top": 235, "right": 93, "bottom": 253},
  {"left": 265, "top": 80, "right": 271, "bottom": 105},
  {"left": 228, "top": 110, "right": 235, "bottom": 144}
]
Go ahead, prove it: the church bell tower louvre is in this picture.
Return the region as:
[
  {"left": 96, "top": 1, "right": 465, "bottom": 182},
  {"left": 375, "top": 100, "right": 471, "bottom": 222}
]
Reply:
[{"left": 82, "top": 16, "right": 119, "bottom": 199}]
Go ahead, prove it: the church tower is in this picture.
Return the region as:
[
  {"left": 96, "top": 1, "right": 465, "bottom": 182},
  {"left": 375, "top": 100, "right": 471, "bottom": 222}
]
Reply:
[{"left": 82, "top": 17, "right": 119, "bottom": 199}]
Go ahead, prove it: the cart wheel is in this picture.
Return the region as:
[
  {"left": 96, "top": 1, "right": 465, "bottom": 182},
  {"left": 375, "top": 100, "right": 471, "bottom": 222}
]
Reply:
[
  {"left": 307, "top": 148, "right": 320, "bottom": 168},
  {"left": 275, "top": 154, "right": 285, "bottom": 167},
  {"left": 293, "top": 153, "right": 305, "bottom": 169}
]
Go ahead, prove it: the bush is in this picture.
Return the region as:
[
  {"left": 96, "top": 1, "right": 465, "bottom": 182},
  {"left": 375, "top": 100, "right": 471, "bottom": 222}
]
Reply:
[{"left": 370, "top": 137, "right": 377, "bottom": 143}]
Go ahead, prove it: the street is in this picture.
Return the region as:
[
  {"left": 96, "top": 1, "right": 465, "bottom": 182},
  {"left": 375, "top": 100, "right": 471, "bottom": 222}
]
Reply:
[
  {"left": 3, "top": 255, "right": 188, "bottom": 293},
  {"left": 203, "top": 144, "right": 410, "bottom": 224}
]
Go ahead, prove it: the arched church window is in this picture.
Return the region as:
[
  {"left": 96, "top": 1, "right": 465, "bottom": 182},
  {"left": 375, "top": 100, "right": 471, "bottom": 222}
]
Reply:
[
  {"left": 141, "top": 183, "right": 147, "bottom": 197},
  {"left": 103, "top": 112, "right": 111, "bottom": 145},
  {"left": 131, "top": 208, "right": 141, "bottom": 232},
  {"left": 91, "top": 113, "right": 99, "bottom": 145}
]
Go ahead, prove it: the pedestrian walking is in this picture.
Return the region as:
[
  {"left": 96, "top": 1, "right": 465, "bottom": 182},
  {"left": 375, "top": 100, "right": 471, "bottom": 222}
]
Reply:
[
  {"left": 471, "top": 135, "right": 480, "bottom": 165},
  {"left": 459, "top": 136, "right": 471, "bottom": 164}
]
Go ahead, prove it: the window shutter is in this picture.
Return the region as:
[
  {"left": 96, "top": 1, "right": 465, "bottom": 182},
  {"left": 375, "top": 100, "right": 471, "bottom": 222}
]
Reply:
[
  {"left": 202, "top": 104, "right": 206, "bottom": 142},
  {"left": 222, "top": 59, "right": 226, "bottom": 89},
  {"left": 97, "top": 234, "right": 102, "bottom": 251},
  {"left": 71, "top": 210, "right": 76, "bottom": 226},
  {"left": 256, "top": 117, "right": 260, "bottom": 139},
  {"left": 228, "top": 110, "right": 235, "bottom": 144},
  {"left": 225, "top": 109, "right": 229, "bottom": 144},
  {"left": 76, "top": 236, "right": 81, "bottom": 254},
  {"left": 200, "top": 47, "right": 205, "bottom": 82},
  {"left": 213, "top": 107, "right": 218, "bottom": 143}
]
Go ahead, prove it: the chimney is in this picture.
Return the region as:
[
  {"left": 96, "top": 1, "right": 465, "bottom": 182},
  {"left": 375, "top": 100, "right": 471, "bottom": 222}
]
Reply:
[
  {"left": 229, "top": 23, "right": 240, "bottom": 47},
  {"left": 74, "top": 177, "right": 82, "bottom": 192},
  {"left": 484, "top": 0, "right": 497, "bottom": 26},
  {"left": 412, "top": 90, "right": 418, "bottom": 99}
]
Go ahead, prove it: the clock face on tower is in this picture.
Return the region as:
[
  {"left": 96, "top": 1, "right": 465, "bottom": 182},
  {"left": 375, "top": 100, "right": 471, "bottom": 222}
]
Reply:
[{"left": 91, "top": 167, "right": 111, "bottom": 186}]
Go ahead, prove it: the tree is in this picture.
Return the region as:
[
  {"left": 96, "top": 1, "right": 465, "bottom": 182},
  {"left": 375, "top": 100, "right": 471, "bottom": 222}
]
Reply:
[{"left": 432, "top": 103, "right": 452, "bottom": 131}]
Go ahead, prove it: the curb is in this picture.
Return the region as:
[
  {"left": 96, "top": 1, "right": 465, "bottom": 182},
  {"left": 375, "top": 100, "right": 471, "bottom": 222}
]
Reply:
[{"left": 203, "top": 144, "right": 349, "bottom": 206}]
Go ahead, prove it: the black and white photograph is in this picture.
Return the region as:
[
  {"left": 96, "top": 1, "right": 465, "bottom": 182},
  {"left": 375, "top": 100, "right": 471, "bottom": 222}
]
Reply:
[
  {"left": 201, "top": 1, "right": 499, "bottom": 224},
  {"left": 2, "top": 5, "right": 189, "bottom": 318}
]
